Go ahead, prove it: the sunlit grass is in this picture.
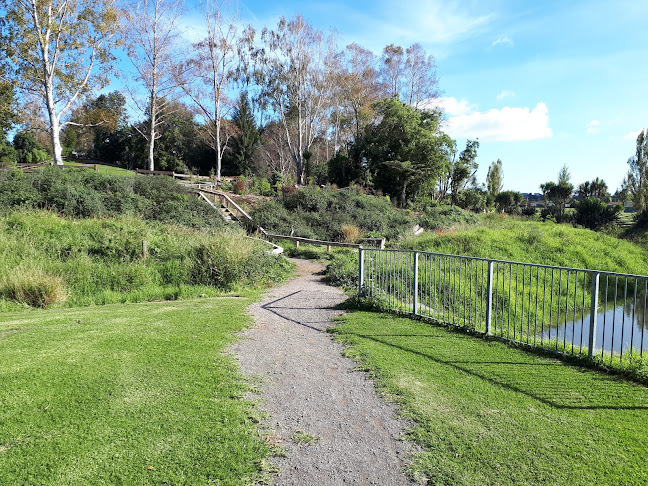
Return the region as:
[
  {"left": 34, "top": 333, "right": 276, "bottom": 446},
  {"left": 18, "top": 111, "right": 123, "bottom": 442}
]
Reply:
[
  {"left": 332, "top": 311, "right": 648, "bottom": 485},
  {"left": 0, "top": 297, "right": 272, "bottom": 485}
]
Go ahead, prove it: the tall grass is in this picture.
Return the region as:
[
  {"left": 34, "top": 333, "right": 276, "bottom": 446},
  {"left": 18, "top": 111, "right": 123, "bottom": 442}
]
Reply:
[{"left": 0, "top": 211, "right": 291, "bottom": 310}]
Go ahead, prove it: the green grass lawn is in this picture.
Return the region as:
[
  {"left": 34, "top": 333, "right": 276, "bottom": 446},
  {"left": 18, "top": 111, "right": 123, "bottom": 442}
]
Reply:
[
  {"left": 64, "top": 161, "right": 135, "bottom": 175},
  {"left": 332, "top": 311, "right": 648, "bottom": 485},
  {"left": 0, "top": 297, "right": 272, "bottom": 485}
]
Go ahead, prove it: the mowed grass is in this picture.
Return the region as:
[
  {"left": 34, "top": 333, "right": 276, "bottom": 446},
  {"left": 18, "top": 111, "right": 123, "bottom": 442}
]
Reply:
[
  {"left": 332, "top": 311, "right": 648, "bottom": 485},
  {"left": 0, "top": 297, "right": 272, "bottom": 485}
]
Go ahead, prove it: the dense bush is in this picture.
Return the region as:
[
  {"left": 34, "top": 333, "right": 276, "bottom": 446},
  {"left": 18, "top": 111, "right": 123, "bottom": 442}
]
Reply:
[
  {"left": 418, "top": 206, "right": 480, "bottom": 230},
  {"left": 0, "top": 168, "right": 226, "bottom": 230},
  {"left": 574, "top": 197, "right": 622, "bottom": 230},
  {"left": 252, "top": 187, "right": 415, "bottom": 241},
  {"left": 0, "top": 211, "right": 291, "bottom": 310}
]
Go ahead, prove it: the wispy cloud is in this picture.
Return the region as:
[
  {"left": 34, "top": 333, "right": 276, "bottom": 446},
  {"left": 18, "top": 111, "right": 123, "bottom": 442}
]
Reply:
[
  {"left": 496, "top": 90, "right": 516, "bottom": 101},
  {"left": 490, "top": 36, "right": 514, "bottom": 48},
  {"left": 433, "top": 98, "right": 552, "bottom": 142},
  {"left": 587, "top": 120, "right": 600, "bottom": 134}
]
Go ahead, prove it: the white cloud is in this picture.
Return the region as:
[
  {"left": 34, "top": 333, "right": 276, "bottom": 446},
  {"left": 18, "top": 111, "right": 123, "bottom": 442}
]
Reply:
[
  {"left": 496, "top": 90, "right": 516, "bottom": 101},
  {"left": 624, "top": 129, "right": 645, "bottom": 140},
  {"left": 439, "top": 100, "right": 552, "bottom": 142},
  {"left": 587, "top": 120, "right": 600, "bottom": 134},
  {"left": 490, "top": 36, "right": 514, "bottom": 48},
  {"left": 423, "top": 96, "right": 474, "bottom": 116}
]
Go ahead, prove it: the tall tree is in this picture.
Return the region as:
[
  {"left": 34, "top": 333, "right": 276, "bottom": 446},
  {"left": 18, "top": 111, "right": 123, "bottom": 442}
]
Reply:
[
  {"left": 340, "top": 43, "right": 386, "bottom": 141},
  {"left": 540, "top": 166, "right": 574, "bottom": 217},
  {"left": 354, "top": 98, "right": 446, "bottom": 207},
  {"left": 380, "top": 44, "right": 404, "bottom": 99},
  {"left": 403, "top": 43, "right": 439, "bottom": 108},
  {"left": 121, "top": 0, "right": 184, "bottom": 171},
  {"left": 229, "top": 92, "right": 259, "bottom": 174},
  {"left": 180, "top": 0, "right": 240, "bottom": 179},
  {"left": 0, "top": 0, "right": 119, "bottom": 165},
  {"left": 252, "top": 15, "right": 335, "bottom": 184},
  {"left": 486, "top": 159, "right": 504, "bottom": 196},
  {"left": 622, "top": 129, "right": 648, "bottom": 213},
  {"left": 577, "top": 177, "right": 610, "bottom": 201}
]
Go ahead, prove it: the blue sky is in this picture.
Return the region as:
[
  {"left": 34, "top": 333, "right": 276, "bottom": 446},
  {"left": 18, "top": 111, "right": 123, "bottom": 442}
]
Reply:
[{"left": 174, "top": 0, "right": 648, "bottom": 192}]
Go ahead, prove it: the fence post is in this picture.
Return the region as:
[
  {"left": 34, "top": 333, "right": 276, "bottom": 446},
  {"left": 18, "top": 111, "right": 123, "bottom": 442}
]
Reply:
[
  {"left": 413, "top": 252, "right": 419, "bottom": 315},
  {"left": 588, "top": 271, "right": 600, "bottom": 357},
  {"left": 358, "top": 248, "right": 365, "bottom": 296},
  {"left": 485, "top": 260, "right": 494, "bottom": 335}
]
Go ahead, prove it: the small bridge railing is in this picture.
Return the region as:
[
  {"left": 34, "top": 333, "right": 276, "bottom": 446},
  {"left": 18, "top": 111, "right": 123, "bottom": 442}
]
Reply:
[{"left": 359, "top": 248, "right": 648, "bottom": 365}]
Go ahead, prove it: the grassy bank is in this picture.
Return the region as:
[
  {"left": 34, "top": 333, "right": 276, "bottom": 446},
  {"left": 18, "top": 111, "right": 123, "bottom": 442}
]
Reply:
[
  {"left": 400, "top": 215, "right": 648, "bottom": 274},
  {"left": 332, "top": 311, "right": 648, "bottom": 485},
  {"left": 0, "top": 297, "right": 273, "bottom": 484},
  {"left": 0, "top": 211, "right": 291, "bottom": 310}
]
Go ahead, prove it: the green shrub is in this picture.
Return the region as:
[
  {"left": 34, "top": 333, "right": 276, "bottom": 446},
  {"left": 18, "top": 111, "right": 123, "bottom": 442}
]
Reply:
[
  {"left": 0, "top": 168, "right": 226, "bottom": 230},
  {"left": 251, "top": 187, "right": 415, "bottom": 242},
  {"left": 324, "top": 250, "right": 358, "bottom": 289},
  {"left": 574, "top": 197, "right": 622, "bottom": 230},
  {"left": 419, "top": 206, "right": 480, "bottom": 230}
]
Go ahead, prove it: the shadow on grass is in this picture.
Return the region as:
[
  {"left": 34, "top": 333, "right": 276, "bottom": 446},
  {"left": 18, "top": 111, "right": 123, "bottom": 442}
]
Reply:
[{"left": 340, "top": 327, "right": 648, "bottom": 411}]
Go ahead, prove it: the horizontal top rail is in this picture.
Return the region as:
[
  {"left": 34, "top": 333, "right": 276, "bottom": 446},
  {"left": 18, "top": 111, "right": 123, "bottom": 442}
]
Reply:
[
  {"left": 266, "top": 233, "right": 361, "bottom": 249},
  {"left": 360, "top": 247, "right": 648, "bottom": 280}
]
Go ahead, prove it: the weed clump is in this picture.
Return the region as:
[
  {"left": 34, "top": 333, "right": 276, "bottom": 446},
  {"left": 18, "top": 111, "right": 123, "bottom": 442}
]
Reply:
[{"left": 0, "top": 268, "right": 67, "bottom": 308}]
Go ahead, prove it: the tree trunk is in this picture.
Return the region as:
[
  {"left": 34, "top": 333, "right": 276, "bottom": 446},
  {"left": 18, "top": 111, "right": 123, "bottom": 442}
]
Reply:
[
  {"left": 45, "top": 78, "right": 64, "bottom": 165},
  {"left": 148, "top": 92, "right": 156, "bottom": 171}
]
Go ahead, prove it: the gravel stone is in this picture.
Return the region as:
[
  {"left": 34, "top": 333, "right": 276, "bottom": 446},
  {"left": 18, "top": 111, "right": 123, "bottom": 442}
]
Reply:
[{"left": 232, "top": 259, "right": 415, "bottom": 485}]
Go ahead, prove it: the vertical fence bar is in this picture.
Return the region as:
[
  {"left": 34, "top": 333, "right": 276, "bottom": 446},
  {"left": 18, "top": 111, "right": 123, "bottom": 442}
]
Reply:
[
  {"left": 588, "top": 272, "right": 599, "bottom": 358},
  {"left": 358, "top": 248, "right": 365, "bottom": 296},
  {"left": 485, "top": 260, "right": 494, "bottom": 335},
  {"left": 413, "top": 251, "right": 419, "bottom": 315}
]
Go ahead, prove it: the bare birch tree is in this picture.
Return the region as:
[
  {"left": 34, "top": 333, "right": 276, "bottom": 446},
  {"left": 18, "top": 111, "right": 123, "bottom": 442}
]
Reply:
[
  {"left": 252, "top": 15, "right": 335, "bottom": 184},
  {"left": 178, "top": 0, "right": 241, "bottom": 179},
  {"left": 121, "top": 0, "right": 184, "bottom": 171},
  {"left": 404, "top": 43, "right": 439, "bottom": 108},
  {"left": 0, "top": 0, "right": 119, "bottom": 165}
]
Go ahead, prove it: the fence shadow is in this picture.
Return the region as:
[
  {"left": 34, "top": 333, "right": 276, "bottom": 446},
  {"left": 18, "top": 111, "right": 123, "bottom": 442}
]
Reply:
[{"left": 344, "top": 328, "right": 648, "bottom": 411}]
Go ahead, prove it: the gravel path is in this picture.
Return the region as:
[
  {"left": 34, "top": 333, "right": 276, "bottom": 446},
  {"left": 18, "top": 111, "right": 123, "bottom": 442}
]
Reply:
[{"left": 232, "top": 259, "right": 415, "bottom": 485}]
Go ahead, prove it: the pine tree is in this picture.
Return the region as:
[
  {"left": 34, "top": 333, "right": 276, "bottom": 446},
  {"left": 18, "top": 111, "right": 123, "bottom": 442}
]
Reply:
[{"left": 229, "top": 93, "right": 260, "bottom": 175}]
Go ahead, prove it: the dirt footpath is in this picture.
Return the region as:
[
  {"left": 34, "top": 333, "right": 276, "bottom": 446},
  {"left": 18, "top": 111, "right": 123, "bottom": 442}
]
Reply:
[{"left": 232, "top": 259, "right": 414, "bottom": 485}]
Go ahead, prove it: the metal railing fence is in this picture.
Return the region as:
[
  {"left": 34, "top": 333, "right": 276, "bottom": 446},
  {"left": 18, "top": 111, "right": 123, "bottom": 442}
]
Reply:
[{"left": 359, "top": 248, "right": 648, "bottom": 365}]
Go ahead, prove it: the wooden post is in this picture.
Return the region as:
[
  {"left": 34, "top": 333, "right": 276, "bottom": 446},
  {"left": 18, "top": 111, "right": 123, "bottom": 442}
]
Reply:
[
  {"left": 327, "top": 245, "right": 332, "bottom": 253},
  {"left": 142, "top": 240, "right": 148, "bottom": 259},
  {"left": 296, "top": 241, "right": 300, "bottom": 248}
]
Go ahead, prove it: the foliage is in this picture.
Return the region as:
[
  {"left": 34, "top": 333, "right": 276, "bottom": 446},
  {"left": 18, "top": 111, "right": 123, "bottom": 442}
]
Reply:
[
  {"left": 486, "top": 159, "right": 503, "bottom": 196},
  {"left": 418, "top": 206, "right": 480, "bottom": 230},
  {"left": 0, "top": 211, "right": 291, "bottom": 309},
  {"left": 323, "top": 250, "right": 359, "bottom": 289},
  {"left": 494, "top": 190, "right": 524, "bottom": 214},
  {"left": 540, "top": 181, "right": 573, "bottom": 216},
  {"left": 574, "top": 197, "right": 622, "bottom": 230},
  {"left": 353, "top": 98, "right": 446, "bottom": 207},
  {"left": 622, "top": 129, "right": 648, "bottom": 212},
  {"left": 577, "top": 177, "right": 610, "bottom": 201},
  {"left": 0, "top": 298, "right": 274, "bottom": 483},
  {"left": 455, "top": 187, "right": 488, "bottom": 212},
  {"left": 0, "top": 168, "right": 228, "bottom": 229},
  {"left": 12, "top": 132, "right": 49, "bottom": 164},
  {"left": 332, "top": 311, "right": 648, "bottom": 485},
  {"left": 1, "top": 0, "right": 120, "bottom": 165},
  {"left": 252, "top": 186, "right": 415, "bottom": 241},
  {"left": 229, "top": 92, "right": 261, "bottom": 175}
]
